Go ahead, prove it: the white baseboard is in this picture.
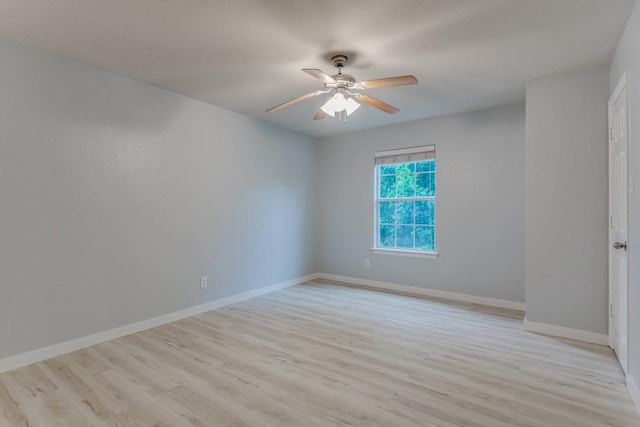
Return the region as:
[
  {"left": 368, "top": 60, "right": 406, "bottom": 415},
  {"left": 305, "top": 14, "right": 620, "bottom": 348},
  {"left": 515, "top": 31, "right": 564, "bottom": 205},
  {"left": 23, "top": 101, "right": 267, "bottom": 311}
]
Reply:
[
  {"left": 523, "top": 319, "right": 609, "bottom": 345},
  {"left": 0, "top": 273, "right": 318, "bottom": 374},
  {"left": 315, "top": 273, "right": 526, "bottom": 311},
  {"left": 628, "top": 375, "right": 640, "bottom": 417}
]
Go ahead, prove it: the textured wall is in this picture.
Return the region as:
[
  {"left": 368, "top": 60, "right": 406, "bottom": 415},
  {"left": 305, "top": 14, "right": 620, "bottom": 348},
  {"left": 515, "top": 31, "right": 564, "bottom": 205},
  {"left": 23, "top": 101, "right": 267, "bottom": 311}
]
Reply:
[
  {"left": 525, "top": 67, "right": 610, "bottom": 334},
  {"left": 0, "top": 40, "right": 317, "bottom": 360},
  {"left": 317, "top": 104, "right": 526, "bottom": 302}
]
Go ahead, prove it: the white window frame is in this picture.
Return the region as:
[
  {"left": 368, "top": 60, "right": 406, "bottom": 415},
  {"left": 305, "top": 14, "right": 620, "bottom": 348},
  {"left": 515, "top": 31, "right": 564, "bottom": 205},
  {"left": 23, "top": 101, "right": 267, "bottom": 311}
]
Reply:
[{"left": 372, "top": 145, "right": 437, "bottom": 258}]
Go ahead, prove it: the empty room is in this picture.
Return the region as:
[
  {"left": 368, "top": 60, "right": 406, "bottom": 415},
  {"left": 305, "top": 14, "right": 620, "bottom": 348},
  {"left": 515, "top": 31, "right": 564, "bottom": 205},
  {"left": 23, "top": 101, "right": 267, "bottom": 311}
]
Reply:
[{"left": 1, "top": 1, "right": 640, "bottom": 426}]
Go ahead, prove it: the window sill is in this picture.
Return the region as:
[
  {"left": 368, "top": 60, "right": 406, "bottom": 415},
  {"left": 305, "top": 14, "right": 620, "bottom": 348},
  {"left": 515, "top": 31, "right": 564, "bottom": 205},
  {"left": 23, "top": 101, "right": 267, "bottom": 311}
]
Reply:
[{"left": 370, "top": 248, "right": 439, "bottom": 259}]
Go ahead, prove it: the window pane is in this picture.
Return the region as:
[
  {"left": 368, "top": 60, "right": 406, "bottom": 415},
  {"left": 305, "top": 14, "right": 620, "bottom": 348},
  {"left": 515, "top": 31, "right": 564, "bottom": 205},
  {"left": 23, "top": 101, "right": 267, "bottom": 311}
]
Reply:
[
  {"left": 396, "top": 162, "right": 416, "bottom": 198},
  {"left": 380, "top": 175, "right": 396, "bottom": 198},
  {"left": 416, "top": 173, "right": 427, "bottom": 196},
  {"left": 396, "top": 173, "right": 415, "bottom": 197},
  {"left": 415, "top": 201, "right": 435, "bottom": 225},
  {"left": 380, "top": 164, "right": 396, "bottom": 175},
  {"left": 417, "top": 159, "right": 435, "bottom": 172},
  {"left": 379, "top": 202, "right": 394, "bottom": 224},
  {"left": 415, "top": 226, "right": 435, "bottom": 251},
  {"left": 396, "top": 226, "right": 414, "bottom": 248},
  {"left": 379, "top": 225, "right": 395, "bottom": 247},
  {"left": 397, "top": 163, "right": 415, "bottom": 174},
  {"left": 416, "top": 172, "right": 435, "bottom": 197},
  {"left": 396, "top": 201, "right": 414, "bottom": 224},
  {"left": 429, "top": 173, "right": 436, "bottom": 196}
]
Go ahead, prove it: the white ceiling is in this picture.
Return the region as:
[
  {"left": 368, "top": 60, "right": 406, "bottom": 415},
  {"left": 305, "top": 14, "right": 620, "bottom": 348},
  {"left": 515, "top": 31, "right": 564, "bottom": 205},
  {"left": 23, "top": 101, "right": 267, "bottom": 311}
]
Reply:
[{"left": 0, "top": 0, "right": 634, "bottom": 137}]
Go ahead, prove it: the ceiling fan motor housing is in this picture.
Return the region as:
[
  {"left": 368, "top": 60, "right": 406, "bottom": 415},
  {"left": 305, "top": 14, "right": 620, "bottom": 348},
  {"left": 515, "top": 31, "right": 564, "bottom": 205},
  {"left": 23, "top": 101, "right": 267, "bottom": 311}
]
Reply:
[
  {"left": 331, "top": 73, "right": 356, "bottom": 87},
  {"left": 330, "top": 54, "right": 349, "bottom": 69},
  {"left": 328, "top": 55, "right": 356, "bottom": 88}
]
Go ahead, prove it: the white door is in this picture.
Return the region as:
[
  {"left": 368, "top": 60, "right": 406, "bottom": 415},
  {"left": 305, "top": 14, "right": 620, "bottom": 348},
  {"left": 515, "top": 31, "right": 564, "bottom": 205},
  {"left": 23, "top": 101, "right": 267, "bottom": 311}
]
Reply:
[{"left": 608, "top": 72, "right": 629, "bottom": 374}]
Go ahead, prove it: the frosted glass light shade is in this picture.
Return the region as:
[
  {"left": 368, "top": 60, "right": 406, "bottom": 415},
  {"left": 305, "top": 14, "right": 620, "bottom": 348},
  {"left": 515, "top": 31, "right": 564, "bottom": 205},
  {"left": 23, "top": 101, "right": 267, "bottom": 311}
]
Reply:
[
  {"left": 321, "top": 93, "right": 360, "bottom": 116},
  {"left": 344, "top": 97, "right": 361, "bottom": 115}
]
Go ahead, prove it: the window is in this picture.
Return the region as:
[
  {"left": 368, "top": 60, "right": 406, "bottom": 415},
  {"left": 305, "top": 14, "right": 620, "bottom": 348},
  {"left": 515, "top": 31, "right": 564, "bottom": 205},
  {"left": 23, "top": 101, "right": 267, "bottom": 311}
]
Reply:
[{"left": 374, "top": 145, "right": 436, "bottom": 254}]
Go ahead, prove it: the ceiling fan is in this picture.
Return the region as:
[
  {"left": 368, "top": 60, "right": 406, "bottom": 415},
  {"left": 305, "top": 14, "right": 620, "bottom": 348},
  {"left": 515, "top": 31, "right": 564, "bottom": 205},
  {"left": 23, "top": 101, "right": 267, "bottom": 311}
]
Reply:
[{"left": 265, "top": 54, "right": 418, "bottom": 123}]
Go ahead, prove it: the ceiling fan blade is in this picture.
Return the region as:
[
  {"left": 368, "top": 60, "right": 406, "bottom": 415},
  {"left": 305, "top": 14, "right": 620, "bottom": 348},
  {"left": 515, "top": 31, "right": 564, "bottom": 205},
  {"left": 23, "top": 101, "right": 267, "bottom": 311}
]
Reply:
[
  {"left": 357, "top": 75, "right": 418, "bottom": 89},
  {"left": 265, "top": 90, "right": 325, "bottom": 113},
  {"left": 313, "top": 110, "right": 327, "bottom": 120},
  {"left": 356, "top": 94, "right": 399, "bottom": 114},
  {"left": 303, "top": 69, "right": 336, "bottom": 85}
]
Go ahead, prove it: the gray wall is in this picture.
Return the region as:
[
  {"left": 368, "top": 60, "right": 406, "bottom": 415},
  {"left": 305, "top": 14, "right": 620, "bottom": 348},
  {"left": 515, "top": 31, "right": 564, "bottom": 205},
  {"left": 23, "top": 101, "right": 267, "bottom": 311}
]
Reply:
[
  {"left": 611, "top": 0, "right": 640, "bottom": 386},
  {"left": 0, "top": 23, "right": 628, "bottom": 366},
  {"left": 0, "top": 40, "right": 317, "bottom": 360},
  {"left": 317, "top": 104, "right": 526, "bottom": 302},
  {"left": 525, "top": 67, "right": 610, "bottom": 334}
]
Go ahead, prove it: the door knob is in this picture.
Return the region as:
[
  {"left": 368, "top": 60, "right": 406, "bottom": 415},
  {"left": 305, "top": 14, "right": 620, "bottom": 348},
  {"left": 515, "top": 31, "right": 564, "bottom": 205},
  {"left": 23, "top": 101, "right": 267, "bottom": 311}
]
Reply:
[{"left": 613, "top": 241, "right": 627, "bottom": 250}]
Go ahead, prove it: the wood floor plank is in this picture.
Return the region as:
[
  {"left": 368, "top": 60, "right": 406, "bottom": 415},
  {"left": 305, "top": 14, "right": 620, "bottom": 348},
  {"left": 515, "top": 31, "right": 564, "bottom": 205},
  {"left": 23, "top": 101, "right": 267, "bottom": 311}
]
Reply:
[{"left": 0, "top": 280, "right": 638, "bottom": 426}]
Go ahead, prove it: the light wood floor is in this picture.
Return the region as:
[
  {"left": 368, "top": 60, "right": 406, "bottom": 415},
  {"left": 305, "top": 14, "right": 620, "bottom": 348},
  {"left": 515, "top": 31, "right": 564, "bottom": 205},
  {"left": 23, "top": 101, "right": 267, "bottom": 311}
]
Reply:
[{"left": 1, "top": 280, "right": 638, "bottom": 426}]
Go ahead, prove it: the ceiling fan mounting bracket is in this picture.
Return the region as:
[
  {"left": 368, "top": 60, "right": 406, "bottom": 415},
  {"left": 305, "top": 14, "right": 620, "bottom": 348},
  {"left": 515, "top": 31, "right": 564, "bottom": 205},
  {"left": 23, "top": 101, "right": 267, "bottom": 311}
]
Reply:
[{"left": 330, "top": 54, "right": 349, "bottom": 70}]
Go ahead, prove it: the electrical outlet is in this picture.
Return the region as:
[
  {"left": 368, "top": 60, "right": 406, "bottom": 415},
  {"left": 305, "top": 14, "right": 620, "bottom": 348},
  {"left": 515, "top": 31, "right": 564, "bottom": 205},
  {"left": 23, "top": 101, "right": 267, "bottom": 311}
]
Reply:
[
  {"left": 200, "top": 276, "right": 208, "bottom": 289},
  {"left": 364, "top": 259, "right": 370, "bottom": 268}
]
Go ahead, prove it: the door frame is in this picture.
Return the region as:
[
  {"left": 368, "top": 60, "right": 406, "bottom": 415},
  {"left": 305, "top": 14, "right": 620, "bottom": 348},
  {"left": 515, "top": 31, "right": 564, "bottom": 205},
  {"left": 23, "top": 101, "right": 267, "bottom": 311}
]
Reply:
[{"left": 608, "top": 71, "right": 630, "bottom": 374}]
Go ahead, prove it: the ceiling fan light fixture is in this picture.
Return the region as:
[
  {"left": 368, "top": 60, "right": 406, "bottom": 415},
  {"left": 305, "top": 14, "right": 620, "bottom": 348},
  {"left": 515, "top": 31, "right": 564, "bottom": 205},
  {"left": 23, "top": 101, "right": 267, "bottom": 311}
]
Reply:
[
  {"left": 265, "top": 54, "right": 417, "bottom": 121},
  {"left": 344, "top": 97, "right": 361, "bottom": 115},
  {"left": 320, "top": 92, "right": 361, "bottom": 117}
]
